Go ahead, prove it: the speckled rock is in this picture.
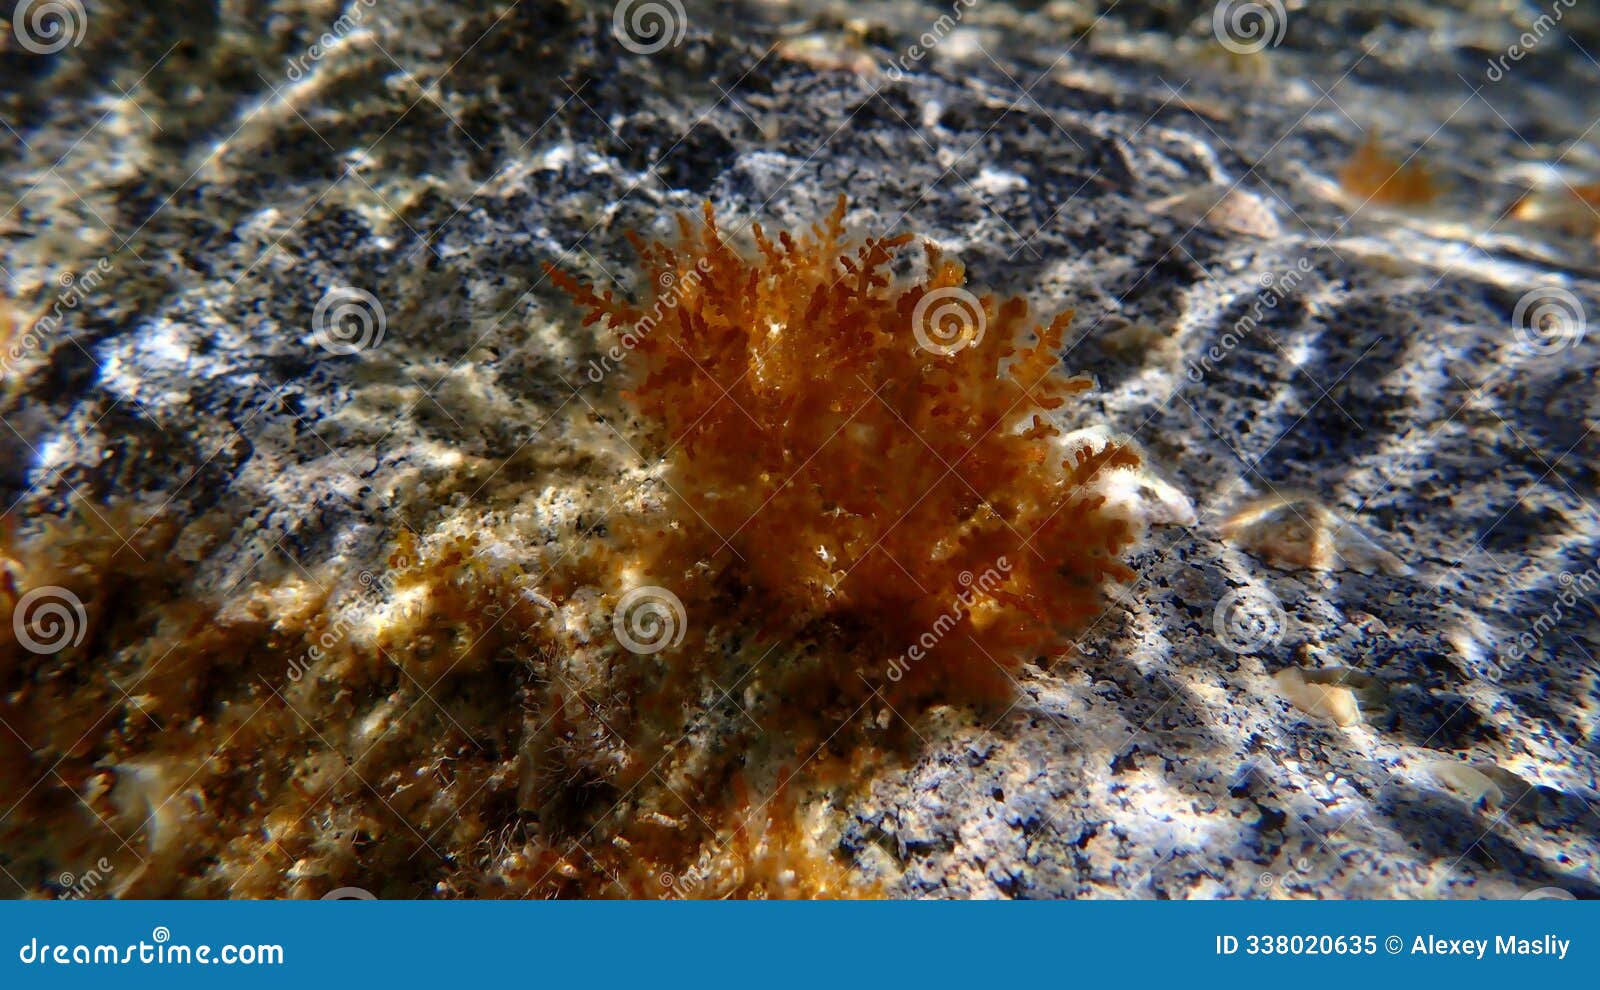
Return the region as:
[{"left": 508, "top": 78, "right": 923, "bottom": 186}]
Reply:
[{"left": 2, "top": 0, "right": 1598, "bottom": 898}]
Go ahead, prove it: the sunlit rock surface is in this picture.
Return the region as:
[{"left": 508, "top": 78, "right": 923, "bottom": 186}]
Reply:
[{"left": 2, "top": 0, "right": 1598, "bottom": 899}]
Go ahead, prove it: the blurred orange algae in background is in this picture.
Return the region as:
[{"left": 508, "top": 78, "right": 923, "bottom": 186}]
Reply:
[{"left": 1338, "top": 134, "right": 1438, "bottom": 207}]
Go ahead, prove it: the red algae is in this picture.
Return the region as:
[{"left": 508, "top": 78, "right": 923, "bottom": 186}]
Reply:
[
  {"left": 1, "top": 200, "right": 1145, "bottom": 901},
  {"left": 548, "top": 196, "right": 1140, "bottom": 698}
]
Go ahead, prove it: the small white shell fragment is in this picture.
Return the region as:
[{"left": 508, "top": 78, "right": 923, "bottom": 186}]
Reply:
[
  {"left": 1149, "top": 185, "right": 1282, "bottom": 239},
  {"left": 1428, "top": 761, "right": 1505, "bottom": 810},
  {"left": 1274, "top": 667, "right": 1362, "bottom": 726},
  {"left": 1222, "top": 493, "right": 1409, "bottom": 576}
]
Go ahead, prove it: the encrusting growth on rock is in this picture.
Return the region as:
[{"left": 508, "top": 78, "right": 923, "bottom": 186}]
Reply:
[
  {"left": 548, "top": 196, "right": 1141, "bottom": 698},
  {"left": 1, "top": 200, "right": 1146, "bottom": 901}
]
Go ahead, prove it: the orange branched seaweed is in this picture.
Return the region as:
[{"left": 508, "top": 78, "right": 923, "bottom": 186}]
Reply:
[{"left": 548, "top": 196, "right": 1140, "bottom": 698}]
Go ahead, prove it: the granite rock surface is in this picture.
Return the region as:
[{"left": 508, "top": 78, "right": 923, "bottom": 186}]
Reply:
[{"left": 2, "top": 0, "right": 1599, "bottom": 898}]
